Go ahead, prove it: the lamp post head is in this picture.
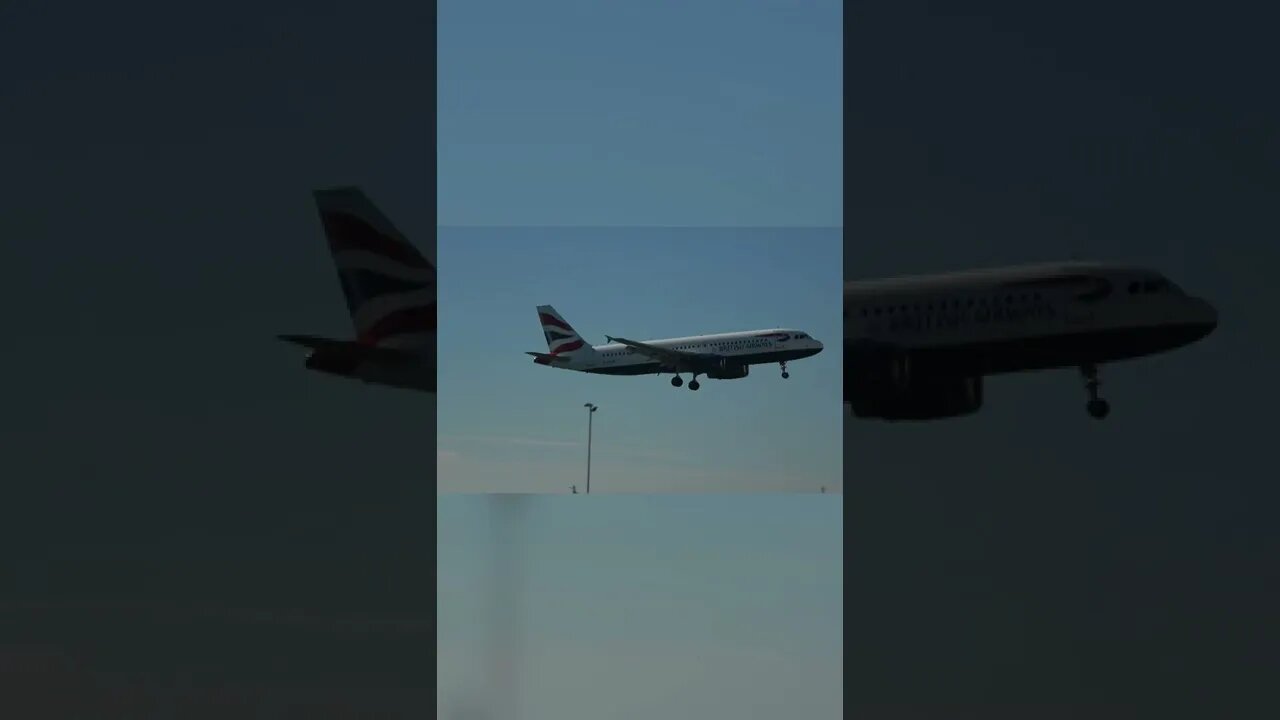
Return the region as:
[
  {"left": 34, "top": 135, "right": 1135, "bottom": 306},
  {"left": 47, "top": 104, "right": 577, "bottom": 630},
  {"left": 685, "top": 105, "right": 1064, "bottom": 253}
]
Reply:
[{"left": 584, "top": 403, "right": 597, "bottom": 412}]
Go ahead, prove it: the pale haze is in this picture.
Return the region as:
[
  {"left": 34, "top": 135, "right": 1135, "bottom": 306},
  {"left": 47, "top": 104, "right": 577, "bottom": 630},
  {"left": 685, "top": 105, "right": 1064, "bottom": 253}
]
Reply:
[{"left": 437, "top": 494, "right": 843, "bottom": 720}]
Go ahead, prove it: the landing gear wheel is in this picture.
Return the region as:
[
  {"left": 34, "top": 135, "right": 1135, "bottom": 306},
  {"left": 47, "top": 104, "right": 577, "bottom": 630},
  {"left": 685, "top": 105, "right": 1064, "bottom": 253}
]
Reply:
[
  {"left": 780, "top": 361, "right": 790, "bottom": 379},
  {"left": 671, "top": 376, "right": 683, "bottom": 387},
  {"left": 781, "top": 372, "right": 790, "bottom": 379},
  {"left": 1087, "top": 398, "right": 1110, "bottom": 419},
  {"left": 688, "top": 380, "right": 700, "bottom": 391},
  {"left": 1080, "top": 364, "right": 1110, "bottom": 420}
]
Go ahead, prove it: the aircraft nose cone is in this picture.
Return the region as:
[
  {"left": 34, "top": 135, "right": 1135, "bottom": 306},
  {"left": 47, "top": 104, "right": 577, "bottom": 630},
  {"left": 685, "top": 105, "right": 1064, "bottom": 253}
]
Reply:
[
  {"left": 1198, "top": 298, "right": 1219, "bottom": 333},
  {"left": 1186, "top": 297, "right": 1218, "bottom": 341}
]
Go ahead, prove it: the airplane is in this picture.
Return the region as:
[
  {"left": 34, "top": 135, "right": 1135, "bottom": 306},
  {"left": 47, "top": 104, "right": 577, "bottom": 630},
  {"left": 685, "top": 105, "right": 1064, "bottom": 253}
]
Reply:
[
  {"left": 527, "top": 305, "right": 824, "bottom": 390},
  {"left": 278, "top": 187, "right": 435, "bottom": 393},
  {"left": 843, "top": 260, "right": 1218, "bottom": 421}
]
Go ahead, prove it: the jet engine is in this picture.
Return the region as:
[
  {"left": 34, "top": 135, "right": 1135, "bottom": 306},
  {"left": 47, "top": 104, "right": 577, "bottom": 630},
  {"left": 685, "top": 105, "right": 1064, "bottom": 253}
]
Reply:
[
  {"left": 706, "top": 359, "right": 750, "bottom": 380},
  {"left": 845, "top": 341, "right": 983, "bottom": 420}
]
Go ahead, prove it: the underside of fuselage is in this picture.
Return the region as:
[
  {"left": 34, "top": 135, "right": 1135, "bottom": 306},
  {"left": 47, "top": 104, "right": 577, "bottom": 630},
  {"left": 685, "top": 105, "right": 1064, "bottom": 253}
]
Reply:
[{"left": 866, "top": 320, "right": 1217, "bottom": 377}]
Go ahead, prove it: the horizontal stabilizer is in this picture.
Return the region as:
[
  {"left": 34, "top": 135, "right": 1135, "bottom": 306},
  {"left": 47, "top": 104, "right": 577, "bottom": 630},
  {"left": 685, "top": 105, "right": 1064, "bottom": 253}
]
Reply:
[
  {"left": 526, "top": 351, "right": 571, "bottom": 366},
  {"left": 278, "top": 334, "right": 416, "bottom": 364}
]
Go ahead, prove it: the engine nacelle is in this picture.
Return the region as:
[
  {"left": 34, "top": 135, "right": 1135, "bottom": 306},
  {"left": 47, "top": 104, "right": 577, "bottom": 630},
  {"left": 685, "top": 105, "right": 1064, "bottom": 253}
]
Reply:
[
  {"left": 845, "top": 344, "right": 983, "bottom": 420},
  {"left": 707, "top": 359, "right": 750, "bottom": 380},
  {"left": 845, "top": 341, "right": 914, "bottom": 402},
  {"left": 848, "top": 374, "right": 983, "bottom": 420}
]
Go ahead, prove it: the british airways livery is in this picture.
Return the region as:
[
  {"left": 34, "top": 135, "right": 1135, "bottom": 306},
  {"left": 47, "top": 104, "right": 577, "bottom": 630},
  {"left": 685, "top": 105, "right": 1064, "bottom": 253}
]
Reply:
[
  {"left": 527, "top": 305, "right": 824, "bottom": 391},
  {"left": 844, "top": 261, "right": 1218, "bottom": 420},
  {"left": 279, "top": 187, "right": 435, "bottom": 393}
]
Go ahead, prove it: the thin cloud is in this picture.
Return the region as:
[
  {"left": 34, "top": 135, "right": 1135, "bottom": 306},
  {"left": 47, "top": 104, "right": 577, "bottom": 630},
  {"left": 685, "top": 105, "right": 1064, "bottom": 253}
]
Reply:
[
  {"left": 503, "top": 437, "right": 580, "bottom": 448},
  {"left": 604, "top": 447, "right": 692, "bottom": 464},
  {"left": 440, "top": 434, "right": 698, "bottom": 462}
]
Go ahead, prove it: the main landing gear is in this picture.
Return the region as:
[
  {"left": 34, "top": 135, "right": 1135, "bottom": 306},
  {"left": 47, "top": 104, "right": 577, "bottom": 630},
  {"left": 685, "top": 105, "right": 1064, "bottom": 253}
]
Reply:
[
  {"left": 780, "top": 361, "right": 790, "bottom": 379},
  {"left": 1081, "top": 363, "right": 1111, "bottom": 419},
  {"left": 670, "top": 374, "right": 701, "bottom": 391}
]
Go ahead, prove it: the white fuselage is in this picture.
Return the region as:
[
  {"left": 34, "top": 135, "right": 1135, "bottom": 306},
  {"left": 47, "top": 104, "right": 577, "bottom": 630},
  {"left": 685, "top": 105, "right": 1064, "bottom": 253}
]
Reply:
[
  {"left": 564, "top": 328, "right": 823, "bottom": 375},
  {"left": 841, "top": 261, "right": 1218, "bottom": 420},
  {"left": 844, "top": 261, "right": 1216, "bottom": 366}
]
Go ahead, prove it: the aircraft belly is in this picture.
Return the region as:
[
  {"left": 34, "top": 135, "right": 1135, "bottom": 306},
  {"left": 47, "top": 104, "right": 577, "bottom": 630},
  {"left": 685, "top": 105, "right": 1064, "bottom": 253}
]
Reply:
[{"left": 862, "top": 321, "right": 1216, "bottom": 376}]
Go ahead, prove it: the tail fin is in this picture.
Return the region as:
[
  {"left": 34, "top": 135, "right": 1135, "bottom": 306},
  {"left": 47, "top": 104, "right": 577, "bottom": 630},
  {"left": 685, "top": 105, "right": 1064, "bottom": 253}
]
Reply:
[
  {"left": 536, "top": 305, "right": 595, "bottom": 356},
  {"left": 314, "top": 187, "right": 435, "bottom": 353}
]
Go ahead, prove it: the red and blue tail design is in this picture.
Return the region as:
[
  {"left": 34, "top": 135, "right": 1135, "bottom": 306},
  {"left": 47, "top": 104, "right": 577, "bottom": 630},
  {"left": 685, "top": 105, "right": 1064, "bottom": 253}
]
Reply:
[
  {"left": 535, "top": 305, "right": 594, "bottom": 357},
  {"left": 314, "top": 187, "right": 435, "bottom": 354}
]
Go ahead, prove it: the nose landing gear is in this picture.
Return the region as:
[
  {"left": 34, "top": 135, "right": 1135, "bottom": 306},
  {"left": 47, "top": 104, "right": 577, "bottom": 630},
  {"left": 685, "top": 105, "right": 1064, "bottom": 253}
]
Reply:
[
  {"left": 1081, "top": 364, "right": 1110, "bottom": 419},
  {"left": 780, "top": 361, "right": 790, "bottom": 379}
]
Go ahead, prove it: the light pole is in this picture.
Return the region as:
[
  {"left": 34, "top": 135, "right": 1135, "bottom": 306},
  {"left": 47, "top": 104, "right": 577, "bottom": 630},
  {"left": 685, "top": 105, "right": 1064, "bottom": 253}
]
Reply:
[{"left": 583, "top": 403, "right": 598, "bottom": 494}]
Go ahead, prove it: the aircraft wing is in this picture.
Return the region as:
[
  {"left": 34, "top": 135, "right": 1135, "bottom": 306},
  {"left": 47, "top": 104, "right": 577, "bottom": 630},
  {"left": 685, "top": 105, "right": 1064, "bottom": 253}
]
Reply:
[{"left": 605, "top": 335, "right": 720, "bottom": 370}]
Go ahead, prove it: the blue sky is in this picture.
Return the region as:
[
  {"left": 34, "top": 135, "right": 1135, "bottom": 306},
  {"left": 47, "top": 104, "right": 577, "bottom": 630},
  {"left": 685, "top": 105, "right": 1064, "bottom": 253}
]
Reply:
[
  {"left": 435, "top": 5, "right": 843, "bottom": 718},
  {"left": 437, "top": 0, "right": 842, "bottom": 226},
  {"left": 437, "top": 494, "right": 843, "bottom": 720},
  {"left": 437, "top": 228, "right": 842, "bottom": 493}
]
